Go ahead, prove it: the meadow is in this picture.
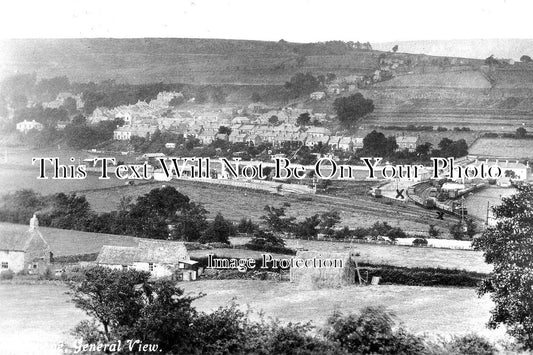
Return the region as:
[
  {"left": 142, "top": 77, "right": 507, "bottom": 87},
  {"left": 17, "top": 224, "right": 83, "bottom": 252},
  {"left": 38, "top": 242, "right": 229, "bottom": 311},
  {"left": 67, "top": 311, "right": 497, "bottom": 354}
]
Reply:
[
  {"left": 469, "top": 138, "right": 533, "bottom": 159},
  {"left": 0, "top": 281, "right": 507, "bottom": 355}
]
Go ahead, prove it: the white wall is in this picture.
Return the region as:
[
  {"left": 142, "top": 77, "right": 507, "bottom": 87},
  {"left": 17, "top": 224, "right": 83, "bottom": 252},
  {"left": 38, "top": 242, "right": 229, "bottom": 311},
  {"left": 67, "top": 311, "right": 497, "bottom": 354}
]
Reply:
[{"left": 0, "top": 250, "right": 25, "bottom": 273}]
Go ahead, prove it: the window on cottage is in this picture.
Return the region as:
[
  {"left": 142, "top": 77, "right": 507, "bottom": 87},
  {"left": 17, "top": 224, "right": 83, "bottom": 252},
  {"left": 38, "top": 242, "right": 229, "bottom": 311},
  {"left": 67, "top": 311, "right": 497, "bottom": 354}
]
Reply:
[
  {"left": 33, "top": 264, "right": 38, "bottom": 269},
  {"left": 1, "top": 262, "right": 8, "bottom": 269},
  {"left": 149, "top": 263, "right": 154, "bottom": 272}
]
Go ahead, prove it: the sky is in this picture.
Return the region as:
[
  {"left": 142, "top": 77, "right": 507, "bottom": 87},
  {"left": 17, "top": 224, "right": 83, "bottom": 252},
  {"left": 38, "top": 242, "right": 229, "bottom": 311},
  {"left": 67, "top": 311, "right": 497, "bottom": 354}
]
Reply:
[{"left": 1, "top": 0, "right": 532, "bottom": 43}]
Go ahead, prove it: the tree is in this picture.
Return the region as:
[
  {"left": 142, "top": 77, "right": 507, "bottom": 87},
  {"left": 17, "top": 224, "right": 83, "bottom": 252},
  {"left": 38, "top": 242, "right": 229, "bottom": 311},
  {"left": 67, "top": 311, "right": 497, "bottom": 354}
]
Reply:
[
  {"left": 284, "top": 72, "right": 320, "bottom": 98},
  {"left": 200, "top": 213, "right": 235, "bottom": 244},
  {"left": 428, "top": 224, "right": 440, "bottom": 238},
  {"left": 362, "top": 131, "right": 396, "bottom": 156},
  {"left": 296, "top": 112, "right": 311, "bottom": 126},
  {"left": 171, "top": 202, "right": 209, "bottom": 242},
  {"left": 261, "top": 203, "right": 295, "bottom": 234},
  {"left": 70, "top": 267, "right": 199, "bottom": 353},
  {"left": 319, "top": 211, "right": 341, "bottom": 237},
  {"left": 449, "top": 218, "right": 477, "bottom": 240},
  {"left": 392, "top": 45, "right": 399, "bottom": 53},
  {"left": 268, "top": 115, "right": 279, "bottom": 125},
  {"left": 520, "top": 55, "right": 532, "bottom": 63},
  {"left": 504, "top": 170, "right": 517, "bottom": 180},
  {"left": 294, "top": 214, "right": 321, "bottom": 239},
  {"left": 70, "top": 267, "right": 152, "bottom": 341},
  {"left": 218, "top": 126, "right": 232, "bottom": 135},
  {"left": 516, "top": 127, "right": 527, "bottom": 138},
  {"left": 128, "top": 186, "right": 191, "bottom": 239},
  {"left": 473, "top": 185, "right": 533, "bottom": 349},
  {"left": 333, "top": 93, "right": 374, "bottom": 127}
]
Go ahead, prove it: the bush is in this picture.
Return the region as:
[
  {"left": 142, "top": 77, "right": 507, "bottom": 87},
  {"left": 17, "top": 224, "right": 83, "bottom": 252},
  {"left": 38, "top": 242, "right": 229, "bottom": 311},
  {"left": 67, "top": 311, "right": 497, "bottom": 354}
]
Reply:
[
  {"left": 444, "top": 334, "right": 496, "bottom": 355},
  {"left": 324, "top": 307, "right": 427, "bottom": 354},
  {"left": 412, "top": 238, "right": 428, "bottom": 246},
  {"left": 359, "top": 263, "right": 485, "bottom": 287},
  {"left": 0, "top": 270, "right": 14, "bottom": 280}
]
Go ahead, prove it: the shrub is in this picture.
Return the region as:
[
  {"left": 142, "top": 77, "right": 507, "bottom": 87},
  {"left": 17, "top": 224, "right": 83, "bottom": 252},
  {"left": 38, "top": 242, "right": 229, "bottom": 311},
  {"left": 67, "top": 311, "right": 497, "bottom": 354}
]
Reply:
[
  {"left": 359, "top": 263, "right": 485, "bottom": 287},
  {"left": 444, "top": 334, "right": 496, "bottom": 355},
  {"left": 324, "top": 307, "right": 426, "bottom": 354},
  {"left": 0, "top": 270, "right": 14, "bottom": 280},
  {"left": 412, "top": 238, "right": 428, "bottom": 246}
]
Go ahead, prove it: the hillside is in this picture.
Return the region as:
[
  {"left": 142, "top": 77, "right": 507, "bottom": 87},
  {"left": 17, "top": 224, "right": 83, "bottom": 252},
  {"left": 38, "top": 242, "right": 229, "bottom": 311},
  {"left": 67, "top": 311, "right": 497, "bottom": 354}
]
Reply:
[
  {"left": 0, "top": 38, "right": 482, "bottom": 85},
  {"left": 0, "top": 38, "right": 381, "bottom": 84}
]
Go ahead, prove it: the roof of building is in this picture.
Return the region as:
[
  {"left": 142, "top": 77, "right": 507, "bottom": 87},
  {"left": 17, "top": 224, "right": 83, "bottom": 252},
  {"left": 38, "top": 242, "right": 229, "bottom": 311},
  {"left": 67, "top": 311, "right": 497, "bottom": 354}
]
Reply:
[
  {"left": 0, "top": 216, "right": 49, "bottom": 252},
  {"left": 97, "top": 239, "right": 190, "bottom": 265},
  {"left": 96, "top": 245, "right": 138, "bottom": 265},
  {"left": 396, "top": 136, "right": 419, "bottom": 144}
]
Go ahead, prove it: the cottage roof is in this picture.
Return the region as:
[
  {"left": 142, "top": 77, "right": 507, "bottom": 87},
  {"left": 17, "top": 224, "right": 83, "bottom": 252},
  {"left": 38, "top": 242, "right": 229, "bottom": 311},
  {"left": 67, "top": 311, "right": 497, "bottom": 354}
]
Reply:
[
  {"left": 96, "top": 245, "right": 138, "bottom": 265},
  {"left": 135, "top": 239, "right": 190, "bottom": 264},
  {"left": 97, "top": 239, "right": 190, "bottom": 265},
  {"left": 396, "top": 136, "right": 419, "bottom": 144},
  {"left": 0, "top": 217, "right": 49, "bottom": 252}
]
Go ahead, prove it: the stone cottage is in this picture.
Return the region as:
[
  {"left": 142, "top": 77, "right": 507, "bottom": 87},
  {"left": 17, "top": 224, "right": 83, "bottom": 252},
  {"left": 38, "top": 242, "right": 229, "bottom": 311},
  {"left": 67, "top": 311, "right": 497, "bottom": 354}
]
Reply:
[{"left": 0, "top": 215, "right": 52, "bottom": 274}]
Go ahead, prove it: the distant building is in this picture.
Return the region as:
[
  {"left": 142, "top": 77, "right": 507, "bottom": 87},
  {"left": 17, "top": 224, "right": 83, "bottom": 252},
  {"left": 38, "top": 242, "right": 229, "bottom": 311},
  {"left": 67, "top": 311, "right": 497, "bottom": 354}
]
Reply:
[
  {"left": 396, "top": 136, "right": 419, "bottom": 152},
  {"left": 310, "top": 91, "right": 326, "bottom": 100},
  {"left": 16, "top": 120, "right": 44, "bottom": 133},
  {"left": 113, "top": 125, "right": 158, "bottom": 140},
  {"left": 0, "top": 215, "right": 52, "bottom": 274},
  {"left": 96, "top": 239, "right": 199, "bottom": 280}
]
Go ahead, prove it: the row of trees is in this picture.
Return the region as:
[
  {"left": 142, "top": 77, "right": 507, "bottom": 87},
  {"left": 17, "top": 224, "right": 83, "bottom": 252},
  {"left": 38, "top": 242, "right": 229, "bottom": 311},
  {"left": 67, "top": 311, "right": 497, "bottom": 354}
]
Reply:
[{"left": 0, "top": 187, "right": 235, "bottom": 244}]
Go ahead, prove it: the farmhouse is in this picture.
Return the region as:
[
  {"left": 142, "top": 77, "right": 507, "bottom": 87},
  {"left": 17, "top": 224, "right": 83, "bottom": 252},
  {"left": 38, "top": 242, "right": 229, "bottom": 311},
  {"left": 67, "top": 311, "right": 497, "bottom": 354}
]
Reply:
[
  {"left": 96, "top": 239, "right": 199, "bottom": 280},
  {"left": 0, "top": 215, "right": 52, "bottom": 274}
]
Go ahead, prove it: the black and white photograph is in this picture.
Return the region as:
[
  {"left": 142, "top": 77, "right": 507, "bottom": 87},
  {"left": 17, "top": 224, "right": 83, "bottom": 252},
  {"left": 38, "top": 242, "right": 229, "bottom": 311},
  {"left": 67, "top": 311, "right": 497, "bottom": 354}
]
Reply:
[{"left": 1, "top": 0, "right": 533, "bottom": 354}]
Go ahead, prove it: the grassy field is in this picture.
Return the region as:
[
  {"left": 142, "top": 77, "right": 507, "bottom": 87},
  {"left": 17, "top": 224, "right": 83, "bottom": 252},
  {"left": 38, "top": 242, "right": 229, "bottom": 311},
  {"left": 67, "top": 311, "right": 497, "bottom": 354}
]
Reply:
[
  {"left": 0, "top": 281, "right": 507, "bottom": 355},
  {"left": 0, "top": 284, "right": 87, "bottom": 355},
  {"left": 81, "top": 179, "right": 456, "bottom": 234},
  {"left": 469, "top": 138, "right": 533, "bottom": 159},
  {"left": 464, "top": 186, "right": 516, "bottom": 221},
  {"left": 0, "top": 222, "right": 140, "bottom": 257},
  {"left": 182, "top": 280, "right": 505, "bottom": 340},
  {"left": 230, "top": 237, "right": 490, "bottom": 273},
  {"left": 375, "top": 70, "right": 491, "bottom": 89}
]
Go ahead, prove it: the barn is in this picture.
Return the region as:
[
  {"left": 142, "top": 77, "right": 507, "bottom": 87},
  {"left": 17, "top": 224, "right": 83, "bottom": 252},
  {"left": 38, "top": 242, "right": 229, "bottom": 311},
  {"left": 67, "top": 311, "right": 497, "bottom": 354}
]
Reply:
[
  {"left": 0, "top": 215, "right": 52, "bottom": 274},
  {"left": 96, "top": 239, "right": 199, "bottom": 280}
]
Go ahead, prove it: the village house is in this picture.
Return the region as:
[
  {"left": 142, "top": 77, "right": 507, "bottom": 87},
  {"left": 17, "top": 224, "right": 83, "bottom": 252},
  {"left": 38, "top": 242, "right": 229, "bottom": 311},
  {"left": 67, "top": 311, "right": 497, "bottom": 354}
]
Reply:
[
  {"left": 0, "top": 215, "right": 52, "bottom": 274},
  {"left": 96, "top": 239, "right": 199, "bottom": 280},
  {"left": 353, "top": 137, "right": 364, "bottom": 150},
  {"left": 310, "top": 91, "right": 326, "bottom": 100},
  {"left": 305, "top": 135, "right": 330, "bottom": 148},
  {"left": 396, "top": 136, "right": 419, "bottom": 152},
  {"left": 16, "top": 120, "right": 44, "bottom": 133},
  {"left": 328, "top": 136, "right": 343, "bottom": 150},
  {"left": 337, "top": 137, "right": 353, "bottom": 151},
  {"left": 306, "top": 126, "right": 331, "bottom": 138},
  {"left": 113, "top": 124, "right": 158, "bottom": 140}
]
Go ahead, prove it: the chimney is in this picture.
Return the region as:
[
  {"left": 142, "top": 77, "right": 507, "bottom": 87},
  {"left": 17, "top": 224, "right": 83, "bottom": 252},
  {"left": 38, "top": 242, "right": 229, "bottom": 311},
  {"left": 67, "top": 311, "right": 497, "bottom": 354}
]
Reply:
[{"left": 29, "top": 214, "right": 39, "bottom": 230}]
